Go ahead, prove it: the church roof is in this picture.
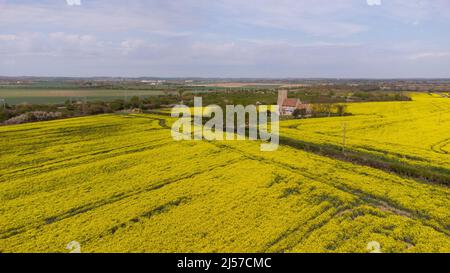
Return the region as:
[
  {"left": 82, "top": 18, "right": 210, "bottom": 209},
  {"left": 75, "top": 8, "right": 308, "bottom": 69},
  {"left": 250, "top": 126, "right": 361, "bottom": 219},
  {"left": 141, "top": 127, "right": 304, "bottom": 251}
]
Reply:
[{"left": 283, "top": 98, "right": 301, "bottom": 107}]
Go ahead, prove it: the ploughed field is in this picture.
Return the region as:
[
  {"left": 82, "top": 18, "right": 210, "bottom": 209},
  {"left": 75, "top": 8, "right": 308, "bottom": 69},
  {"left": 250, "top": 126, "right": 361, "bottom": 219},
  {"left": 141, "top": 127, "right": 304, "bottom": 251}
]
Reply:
[{"left": 0, "top": 94, "right": 449, "bottom": 253}]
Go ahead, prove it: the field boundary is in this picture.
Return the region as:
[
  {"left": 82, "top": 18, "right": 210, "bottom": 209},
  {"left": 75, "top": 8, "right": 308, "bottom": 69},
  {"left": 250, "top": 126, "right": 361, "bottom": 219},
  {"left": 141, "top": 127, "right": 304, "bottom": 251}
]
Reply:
[{"left": 279, "top": 136, "right": 450, "bottom": 186}]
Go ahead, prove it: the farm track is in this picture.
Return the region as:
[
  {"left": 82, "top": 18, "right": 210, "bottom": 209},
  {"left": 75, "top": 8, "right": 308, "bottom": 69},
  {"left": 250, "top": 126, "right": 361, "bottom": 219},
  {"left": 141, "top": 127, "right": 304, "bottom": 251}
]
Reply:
[
  {"left": 263, "top": 205, "right": 344, "bottom": 253},
  {"left": 209, "top": 142, "right": 449, "bottom": 239},
  {"left": 131, "top": 115, "right": 171, "bottom": 129},
  {"left": 278, "top": 136, "right": 450, "bottom": 186},
  {"left": 0, "top": 137, "right": 174, "bottom": 184},
  {"left": 107, "top": 197, "right": 191, "bottom": 235},
  {"left": 0, "top": 115, "right": 171, "bottom": 182},
  {"left": 431, "top": 138, "right": 450, "bottom": 155},
  {"left": 0, "top": 157, "right": 242, "bottom": 240},
  {"left": 78, "top": 197, "right": 192, "bottom": 246}
]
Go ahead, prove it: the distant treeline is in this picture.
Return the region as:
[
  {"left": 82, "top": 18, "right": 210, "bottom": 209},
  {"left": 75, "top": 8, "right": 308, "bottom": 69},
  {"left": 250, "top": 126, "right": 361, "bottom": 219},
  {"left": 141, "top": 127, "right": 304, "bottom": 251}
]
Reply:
[{"left": 0, "top": 89, "right": 411, "bottom": 125}]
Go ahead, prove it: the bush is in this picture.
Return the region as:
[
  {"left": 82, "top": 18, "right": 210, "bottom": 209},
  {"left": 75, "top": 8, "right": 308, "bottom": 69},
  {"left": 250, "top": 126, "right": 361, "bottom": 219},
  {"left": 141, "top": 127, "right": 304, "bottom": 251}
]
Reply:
[{"left": 4, "top": 111, "right": 63, "bottom": 125}]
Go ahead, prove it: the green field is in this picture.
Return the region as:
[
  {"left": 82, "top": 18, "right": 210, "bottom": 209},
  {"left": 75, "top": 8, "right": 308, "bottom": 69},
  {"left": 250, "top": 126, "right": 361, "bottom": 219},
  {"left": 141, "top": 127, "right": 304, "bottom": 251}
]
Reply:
[
  {"left": 0, "top": 94, "right": 449, "bottom": 253},
  {"left": 0, "top": 89, "right": 171, "bottom": 105}
]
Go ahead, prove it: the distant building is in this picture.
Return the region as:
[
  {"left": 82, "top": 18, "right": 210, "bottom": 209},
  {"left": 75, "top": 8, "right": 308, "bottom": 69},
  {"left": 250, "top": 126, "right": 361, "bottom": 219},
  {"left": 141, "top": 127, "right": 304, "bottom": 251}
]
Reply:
[
  {"left": 277, "top": 90, "right": 311, "bottom": 116},
  {"left": 140, "top": 80, "right": 166, "bottom": 85}
]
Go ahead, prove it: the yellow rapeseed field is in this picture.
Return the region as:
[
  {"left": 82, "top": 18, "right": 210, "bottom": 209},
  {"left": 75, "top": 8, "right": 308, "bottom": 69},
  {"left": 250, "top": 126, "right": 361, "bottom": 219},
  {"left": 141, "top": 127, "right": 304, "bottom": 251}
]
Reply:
[
  {"left": 0, "top": 96, "right": 449, "bottom": 253},
  {"left": 281, "top": 93, "right": 450, "bottom": 176}
]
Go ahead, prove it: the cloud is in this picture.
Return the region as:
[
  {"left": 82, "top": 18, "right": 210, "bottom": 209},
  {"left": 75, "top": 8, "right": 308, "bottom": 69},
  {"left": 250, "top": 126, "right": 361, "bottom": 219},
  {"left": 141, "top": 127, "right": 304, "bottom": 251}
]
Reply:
[
  {"left": 2, "top": 33, "right": 450, "bottom": 77},
  {"left": 66, "top": 0, "right": 81, "bottom": 6},
  {"left": 0, "top": 34, "right": 17, "bottom": 41},
  {"left": 2, "top": 0, "right": 450, "bottom": 77},
  {"left": 221, "top": 0, "right": 368, "bottom": 37},
  {"left": 0, "top": 1, "right": 188, "bottom": 33},
  {"left": 409, "top": 52, "right": 450, "bottom": 60},
  {"left": 367, "top": 0, "right": 382, "bottom": 6},
  {"left": 117, "top": 37, "right": 365, "bottom": 68},
  {"left": 0, "top": 32, "right": 105, "bottom": 58},
  {"left": 381, "top": 0, "right": 450, "bottom": 25}
]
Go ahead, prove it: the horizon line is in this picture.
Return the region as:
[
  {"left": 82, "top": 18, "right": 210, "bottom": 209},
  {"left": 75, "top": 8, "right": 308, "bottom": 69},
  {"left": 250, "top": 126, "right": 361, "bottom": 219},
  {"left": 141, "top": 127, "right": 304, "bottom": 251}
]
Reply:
[{"left": 2, "top": 75, "right": 450, "bottom": 81}]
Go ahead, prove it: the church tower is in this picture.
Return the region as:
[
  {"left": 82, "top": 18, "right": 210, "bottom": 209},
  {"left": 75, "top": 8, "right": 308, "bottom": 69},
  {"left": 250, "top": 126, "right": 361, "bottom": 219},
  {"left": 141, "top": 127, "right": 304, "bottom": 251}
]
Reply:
[{"left": 277, "top": 89, "right": 288, "bottom": 107}]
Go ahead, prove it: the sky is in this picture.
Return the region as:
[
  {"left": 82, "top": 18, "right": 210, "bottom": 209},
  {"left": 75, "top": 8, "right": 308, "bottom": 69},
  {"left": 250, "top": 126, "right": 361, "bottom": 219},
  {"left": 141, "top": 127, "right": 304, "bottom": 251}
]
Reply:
[{"left": 1, "top": 0, "right": 450, "bottom": 78}]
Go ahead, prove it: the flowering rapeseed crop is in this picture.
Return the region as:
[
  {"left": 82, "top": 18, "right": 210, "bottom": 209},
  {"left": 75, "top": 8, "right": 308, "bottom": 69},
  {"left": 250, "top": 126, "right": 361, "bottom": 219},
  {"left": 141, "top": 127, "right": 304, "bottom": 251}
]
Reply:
[{"left": 0, "top": 99, "right": 449, "bottom": 253}]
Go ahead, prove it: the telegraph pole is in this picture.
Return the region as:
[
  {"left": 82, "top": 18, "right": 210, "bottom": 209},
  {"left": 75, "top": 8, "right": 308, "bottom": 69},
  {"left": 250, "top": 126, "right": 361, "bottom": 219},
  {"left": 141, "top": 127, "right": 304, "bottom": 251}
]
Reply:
[
  {"left": 0, "top": 98, "right": 6, "bottom": 111},
  {"left": 83, "top": 97, "right": 87, "bottom": 114}
]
